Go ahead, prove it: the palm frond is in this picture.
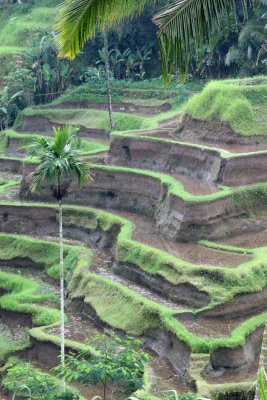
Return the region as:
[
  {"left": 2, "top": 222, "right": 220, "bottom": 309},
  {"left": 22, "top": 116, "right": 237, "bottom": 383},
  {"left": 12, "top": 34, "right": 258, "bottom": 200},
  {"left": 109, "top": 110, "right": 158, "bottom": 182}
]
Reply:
[
  {"left": 153, "top": 0, "right": 253, "bottom": 79},
  {"left": 27, "top": 136, "right": 52, "bottom": 157},
  {"left": 28, "top": 126, "right": 92, "bottom": 198},
  {"left": 55, "top": 0, "right": 154, "bottom": 59}
]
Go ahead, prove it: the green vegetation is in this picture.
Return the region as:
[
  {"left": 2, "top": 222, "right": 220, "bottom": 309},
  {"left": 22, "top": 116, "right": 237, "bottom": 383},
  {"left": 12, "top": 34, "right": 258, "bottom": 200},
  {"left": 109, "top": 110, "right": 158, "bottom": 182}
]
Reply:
[
  {"left": 0, "top": 203, "right": 265, "bottom": 353},
  {"left": 0, "top": 232, "right": 93, "bottom": 363},
  {"left": 189, "top": 354, "right": 255, "bottom": 400},
  {"left": 0, "top": 179, "right": 18, "bottom": 194},
  {"left": 0, "top": 232, "right": 90, "bottom": 281},
  {"left": 0, "top": 1, "right": 60, "bottom": 50},
  {"left": 1, "top": 1, "right": 266, "bottom": 399},
  {"left": 21, "top": 107, "right": 164, "bottom": 132},
  {"left": 61, "top": 334, "right": 149, "bottom": 400},
  {"left": 48, "top": 78, "right": 203, "bottom": 107},
  {"left": 28, "top": 126, "right": 92, "bottom": 392},
  {"left": 3, "top": 361, "right": 81, "bottom": 400},
  {"left": 184, "top": 77, "right": 267, "bottom": 135},
  {"left": 0, "top": 199, "right": 265, "bottom": 397},
  {"left": 3, "top": 130, "right": 108, "bottom": 157}
]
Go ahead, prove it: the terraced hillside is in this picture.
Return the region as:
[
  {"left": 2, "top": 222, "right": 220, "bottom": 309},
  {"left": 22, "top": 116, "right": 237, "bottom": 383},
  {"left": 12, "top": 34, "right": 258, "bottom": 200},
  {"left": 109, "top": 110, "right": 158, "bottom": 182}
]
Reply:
[
  {"left": 0, "top": 0, "right": 60, "bottom": 79},
  {"left": 1, "top": 79, "right": 267, "bottom": 399}
]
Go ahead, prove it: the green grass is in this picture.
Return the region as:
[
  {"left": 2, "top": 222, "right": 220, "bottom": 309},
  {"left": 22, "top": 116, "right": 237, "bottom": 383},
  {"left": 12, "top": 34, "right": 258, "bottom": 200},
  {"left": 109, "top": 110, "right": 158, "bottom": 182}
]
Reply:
[
  {"left": 189, "top": 354, "right": 255, "bottom": 400},
  {"left": 0, "top": 232, "right": 90, "bottom": 281},
  {"left": 22, "top": 102, "right": 183, "bottom": 132},
  {"left": 111, "top": 130, "right": 267, "bottom": 158},
  {"left": 1, "top": 201, "right": 267, "bottom": 394},
  {"left": 0, "top": 1, "right": 60, "bottom": 49},
  {"left": 49, "top": 78, "right": 204, "bottom": 107},
  {"left": 1, "top": 191, "right": 267, "bottom": 310},
  {"left": 68, "top": 243, "right": 267, "bottom": 354},
  {"left": 184, "top": 76, "right": 267, "bottom": 135},
  {"left": 0, "top": 269, "right": 58, "bottom": 326},
  {"left": 4, "top": 129, "right": 108, "bottom": 157},
  {"left": 23, "top": 107, "right": 156, "bottom": 131},
  {"left": 0, "top": 232, "right": 95, "bottom": 361},
  {"left": 0, "top": 46, "right": 25, "bottom": 55},
  {"left": 20, "top": 154, "right": 234, "bottom": 203},
  {"left": 0, "top": 179, "right": 19, "bottom": 194}
]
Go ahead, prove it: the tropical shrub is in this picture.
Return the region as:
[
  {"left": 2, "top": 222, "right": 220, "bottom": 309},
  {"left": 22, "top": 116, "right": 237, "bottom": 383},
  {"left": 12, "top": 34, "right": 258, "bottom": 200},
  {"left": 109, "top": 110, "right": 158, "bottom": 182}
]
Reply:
[
  {"left": 2, "top": 362, "right": 80, "bottom": 400},
  {"left": 57, "top": 334, "right": 150, "bottom": 400}
]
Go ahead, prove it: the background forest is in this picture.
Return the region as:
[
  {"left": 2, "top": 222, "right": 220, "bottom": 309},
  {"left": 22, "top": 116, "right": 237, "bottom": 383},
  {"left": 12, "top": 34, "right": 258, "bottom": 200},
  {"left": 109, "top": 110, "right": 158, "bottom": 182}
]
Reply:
[{"left": 0, "top": 0, "right": 266, "bottom": 126}]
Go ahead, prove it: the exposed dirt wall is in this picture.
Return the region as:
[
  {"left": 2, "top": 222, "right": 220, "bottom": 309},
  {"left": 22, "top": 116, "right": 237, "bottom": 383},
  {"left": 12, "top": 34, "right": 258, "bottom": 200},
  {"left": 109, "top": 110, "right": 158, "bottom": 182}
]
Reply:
[
  {"left": 210, "top": 325, "right": 264, "bottom": 370},
  {"left": 19, "top": 166, "right": 238, "bottom": 241},
  {"left": 112, "top": 261, "right": 210, "bottom": 308},
  {"left": 51, "top": 101, "right": 171, "bottom": 115},
  {"left": 177, "top": 115, "right": 267, "bottom": 145},
  {"left": 17, "top": 115, "right": 108, "bottom": 139},
  {"left": 108, "top": 136, "right": 222, "bottom": 183},
  {"left": 108, "top": 135, "right": 267, "bottom": 187}
]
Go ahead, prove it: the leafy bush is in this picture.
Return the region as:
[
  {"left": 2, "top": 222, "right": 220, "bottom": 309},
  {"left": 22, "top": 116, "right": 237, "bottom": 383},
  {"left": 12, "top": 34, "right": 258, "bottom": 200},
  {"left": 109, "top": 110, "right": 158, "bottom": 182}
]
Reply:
[
  {"left": 2, "top": 362, "right": 80, "bottom": 400},
  {"left": 58, "top": 333, "right": 150, "bottom": 400}
]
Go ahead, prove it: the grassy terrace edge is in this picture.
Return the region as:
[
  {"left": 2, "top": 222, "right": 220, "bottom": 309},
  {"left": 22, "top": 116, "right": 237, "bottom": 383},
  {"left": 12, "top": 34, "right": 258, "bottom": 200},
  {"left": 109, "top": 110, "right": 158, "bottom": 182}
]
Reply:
[
  {"left": 183, "top": 77, "right": 267, "bottom": 136},
  {"left": 0, "top": 130, "right": 108, "bottom": 157},
  {"left": 18, "top": 103, "right": 183, "bottom": 132},
  {"left": 0, "top": 204, "right": 267, "bottom": 355},
  {"left": 111, "top": 131, "right": 267, "bottom": 158},
  {"left": 14, "top": 153, "right": 267, "bottom": 204}
]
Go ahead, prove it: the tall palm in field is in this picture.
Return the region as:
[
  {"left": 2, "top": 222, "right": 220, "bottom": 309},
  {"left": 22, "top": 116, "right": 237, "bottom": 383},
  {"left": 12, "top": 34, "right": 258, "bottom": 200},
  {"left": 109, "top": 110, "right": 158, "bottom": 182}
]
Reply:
[
  {"left": 28, "top": 126, "right": 92, "bottom": 392},
  {"left": 55, "top": 0, "right": 253, "bottom": 77},
  {"left": 103, "top": 28, "right": 116, "bottom": 131}
]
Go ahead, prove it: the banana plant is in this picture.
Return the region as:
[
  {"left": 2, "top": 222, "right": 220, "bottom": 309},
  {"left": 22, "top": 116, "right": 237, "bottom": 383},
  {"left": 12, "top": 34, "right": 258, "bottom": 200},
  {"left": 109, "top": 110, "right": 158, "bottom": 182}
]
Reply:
[{"left": 0, "top": 86, "right": 23, "bottom": 130}]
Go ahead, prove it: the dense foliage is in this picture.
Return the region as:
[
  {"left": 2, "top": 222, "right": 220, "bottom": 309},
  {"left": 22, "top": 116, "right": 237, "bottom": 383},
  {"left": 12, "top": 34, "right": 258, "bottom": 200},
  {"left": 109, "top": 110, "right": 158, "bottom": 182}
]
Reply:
[
  {"left": 59, "top": 334, "right": 150, "bottom": 400},
  {"left": 3, "top": 362, "right": 80, "bottom": 400}
]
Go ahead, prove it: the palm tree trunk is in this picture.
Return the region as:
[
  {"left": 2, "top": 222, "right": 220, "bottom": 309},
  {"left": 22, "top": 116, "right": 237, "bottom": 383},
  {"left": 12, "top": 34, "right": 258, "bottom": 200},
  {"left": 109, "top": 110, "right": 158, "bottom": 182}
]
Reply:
[
  {"left": 103, "top": 28, "right": 115, "bottom": 133},
  {"left": 255, "top": 324, "right": 267, "bottom": 399},
  {"left": 59, "top": 199, "right": 65, "bottom": 392}
]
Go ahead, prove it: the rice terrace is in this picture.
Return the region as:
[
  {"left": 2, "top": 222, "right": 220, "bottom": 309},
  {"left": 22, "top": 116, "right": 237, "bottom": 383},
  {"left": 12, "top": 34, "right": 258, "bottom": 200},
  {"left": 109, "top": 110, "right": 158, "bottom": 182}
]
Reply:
[{"left": 0, "top": 1, "right": 267, "bottom": 400}]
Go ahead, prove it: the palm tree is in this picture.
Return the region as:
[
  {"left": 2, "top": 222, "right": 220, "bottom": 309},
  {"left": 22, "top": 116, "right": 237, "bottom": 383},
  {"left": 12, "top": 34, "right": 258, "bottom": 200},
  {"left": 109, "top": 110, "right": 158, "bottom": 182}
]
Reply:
[
  {"left": 103, "top": 28, "right": 116, "bottom": 131},
  {"left": 54, "top": 0, "right": 253, "bottom": 78},
  {"left": 28, "top": 126, "right": 92, "bottom": 392},
  {"left": 0, "top": 86, "right": 23, "bottom": 130}
]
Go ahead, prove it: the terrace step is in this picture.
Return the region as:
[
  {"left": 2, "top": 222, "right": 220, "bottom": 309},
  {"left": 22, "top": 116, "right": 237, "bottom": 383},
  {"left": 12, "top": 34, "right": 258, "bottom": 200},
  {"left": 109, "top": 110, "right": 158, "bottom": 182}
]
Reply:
[
  {"left": 96, "top": 266, "right": 189, "bottom": 311},
  {"left": 90, "top": 247, "right": 192, "bottom": 310},
  {"left": 46, "top": 101, "right": 172, "bottom": 115},
  {"left": 104, "top": 208, "right": 251, "bottom": 268},
  {"left": 177, "top": 311, "right": 266, "bottom": 338},
  {"left": 17, "top": 115, "right": 108, "bottom": 139},
  {"left": 108, "top": 132, "right": 267, "bottom": 186},
  {"left": 147, "top": 353, "right": 190, "bottom": 395}
]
